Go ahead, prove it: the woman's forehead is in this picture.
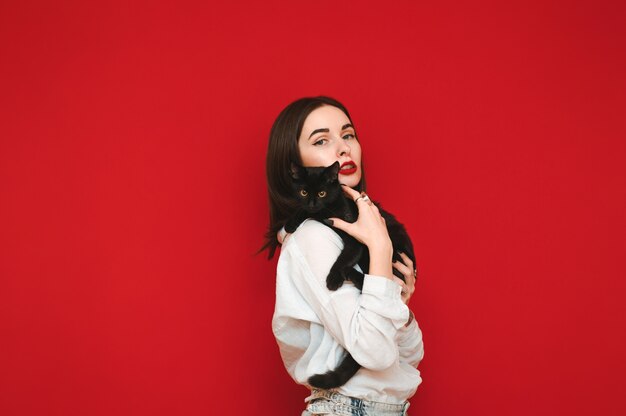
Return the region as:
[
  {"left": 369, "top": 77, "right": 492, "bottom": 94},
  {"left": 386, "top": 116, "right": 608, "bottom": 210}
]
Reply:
[{"left": 303, "top": 106, "right": 351, "bottom": 131}]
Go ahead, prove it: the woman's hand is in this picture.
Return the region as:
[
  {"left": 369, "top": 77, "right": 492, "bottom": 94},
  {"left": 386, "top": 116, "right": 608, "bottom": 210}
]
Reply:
[
  {"left": 277, "top": 227, "right": 289, "bottom": 244},
  {"left": 392, "top": 252, "right": 417, "bottom": 305},
  {"left": 327, "top": 185, "right": 393, "bottom": 252},
  {"left": 327, "top": 185, "right": 394, "bottom": 280}
]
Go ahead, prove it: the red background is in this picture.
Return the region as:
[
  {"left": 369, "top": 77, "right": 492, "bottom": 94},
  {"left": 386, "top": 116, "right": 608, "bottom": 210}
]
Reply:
[{"left": 1, "top": 1, "right": 625, "bottom": 415}]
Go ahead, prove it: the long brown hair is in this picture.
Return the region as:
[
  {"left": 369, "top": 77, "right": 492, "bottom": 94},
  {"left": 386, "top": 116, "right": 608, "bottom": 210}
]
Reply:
[{"left": 258, "top": 96, "right": 367, "bottom": 259}]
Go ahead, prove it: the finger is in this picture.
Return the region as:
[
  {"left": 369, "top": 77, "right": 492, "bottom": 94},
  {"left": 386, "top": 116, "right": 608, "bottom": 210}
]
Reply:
[
  {"left": 393, "top": 268, "right": 414, "bottom": 293},
  {"left": 277, "top": 228, "right": 289, "bottom": 244},
  {"left": 354, "top": 197, "right": 375, "bottom": 215},
  {"left": 395, "top": 263, "right": 416, "bottom": 290},
  {"left": 404, "top": 272, "right": 416, "bottom": 289},
  {"left": 392, "top": 259, "right": 412, "bottom": 276},
  {"left": 370, "top": 204, "right": 384, "bottom": 222},
  {"left": 354, "top": 193, "right": 372, "bottom": 205},
  {"left": 399, "top": 281, "right": 409, "bottom": 297},
  {"left": 325, "top": 217, "right": 352, "bottom": 233},
  {"left": 392, "top": 276, "right": 405, "bottom": 288},
  {"left": 398, "top": 252, "right": 414, "bottom": 269},
  {"left": 340, "top": 184, "right": 360, "bottom": 199}
]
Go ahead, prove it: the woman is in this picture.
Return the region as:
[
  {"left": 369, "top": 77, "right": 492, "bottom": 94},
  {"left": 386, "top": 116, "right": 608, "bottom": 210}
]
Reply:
[{"left": 262, "top": 96, "right": 424, "bottom": 416}]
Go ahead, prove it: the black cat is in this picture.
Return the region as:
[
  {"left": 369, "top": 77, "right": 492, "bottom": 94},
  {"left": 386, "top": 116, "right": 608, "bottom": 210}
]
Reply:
[{"left": 286, "top": 161, "right": 417, "bottom": 389}]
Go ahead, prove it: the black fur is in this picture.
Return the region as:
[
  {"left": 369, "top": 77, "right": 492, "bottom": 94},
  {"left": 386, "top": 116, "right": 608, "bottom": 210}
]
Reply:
[{"left": 286, "top": 161, "right": 417, "bottom": 389}]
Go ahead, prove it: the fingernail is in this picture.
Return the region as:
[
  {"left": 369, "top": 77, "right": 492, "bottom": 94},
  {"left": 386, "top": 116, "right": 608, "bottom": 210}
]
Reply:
[{"left": 322, "top": 219, "right": 334, "bottom": 226}]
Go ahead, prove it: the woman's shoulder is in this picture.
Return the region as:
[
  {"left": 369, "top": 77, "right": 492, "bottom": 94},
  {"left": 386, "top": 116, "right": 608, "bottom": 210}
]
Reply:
[
  {"left": 280, "top": 219, "right": 344, "bottom": 283},
  {"left": 286, "top": 218, "right": 343, "bottom": 252}
]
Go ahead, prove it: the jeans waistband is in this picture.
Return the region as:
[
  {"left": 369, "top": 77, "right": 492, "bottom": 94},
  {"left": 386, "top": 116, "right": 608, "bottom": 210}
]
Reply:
[{"left": 305, "top": 389, "right": 410, "bottom": 416}]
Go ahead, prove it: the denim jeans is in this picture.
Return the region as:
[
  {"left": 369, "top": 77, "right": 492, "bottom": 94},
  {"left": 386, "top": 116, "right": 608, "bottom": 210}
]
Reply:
[{"left": 302, "top": 389, "right": 410, "bottom": 416}]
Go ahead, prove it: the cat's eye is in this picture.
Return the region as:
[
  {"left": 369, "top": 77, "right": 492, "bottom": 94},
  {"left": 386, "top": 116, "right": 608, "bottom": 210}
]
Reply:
[
  {"left": 318, "top": 191, "right": 327, "bottom": 198},
  {"left": 300, "top": 189, "right": 308, "bottom": 197}
]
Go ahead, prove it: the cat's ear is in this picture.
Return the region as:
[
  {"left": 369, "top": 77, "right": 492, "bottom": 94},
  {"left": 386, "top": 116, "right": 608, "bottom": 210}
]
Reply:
[
  {"left": 325, "top": 161, "right": 341, "bottom": 180},
  {"left": 290, "top": 163, "right": 305, "bottom": 180}
]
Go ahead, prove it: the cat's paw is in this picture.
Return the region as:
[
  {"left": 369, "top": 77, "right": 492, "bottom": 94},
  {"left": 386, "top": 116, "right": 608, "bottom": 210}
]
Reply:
[
  {"left": 326, "top": 271, "right": 344, "bottom": 291},
  {"left": 284, "top": 220, "right": 300, "bottom": 233}
]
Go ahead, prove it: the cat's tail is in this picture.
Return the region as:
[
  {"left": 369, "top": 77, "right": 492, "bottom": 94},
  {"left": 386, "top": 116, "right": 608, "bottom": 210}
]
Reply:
[{"left": 307, "top": 353, "right": 361, "bottom": 389}]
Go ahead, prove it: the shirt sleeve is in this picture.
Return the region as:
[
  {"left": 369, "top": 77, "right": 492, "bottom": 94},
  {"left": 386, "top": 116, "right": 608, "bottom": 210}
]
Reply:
[
  {"left": 278, "top": 219, "right": 410, "bottom": 371},
  {"left": 396, "top": 317, "right": 425, "bottom": 368}
]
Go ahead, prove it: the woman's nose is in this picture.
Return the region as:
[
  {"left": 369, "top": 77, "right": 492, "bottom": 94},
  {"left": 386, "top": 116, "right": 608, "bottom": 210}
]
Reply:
[{"left": 338, "top": 140, "right": 351, "bottom": 156}]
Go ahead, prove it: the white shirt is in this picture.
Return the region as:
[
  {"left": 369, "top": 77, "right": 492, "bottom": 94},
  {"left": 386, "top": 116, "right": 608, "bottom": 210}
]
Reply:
[{"left": 272, "top": 218, "right": 424, "bottom": 404}]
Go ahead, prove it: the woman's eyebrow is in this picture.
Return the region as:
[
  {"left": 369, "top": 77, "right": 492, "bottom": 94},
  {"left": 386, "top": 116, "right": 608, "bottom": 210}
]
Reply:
[
  {"left": 308, "top": 124, "right": 354, "bottom": 140},
  {"left": 309, "top": 128, "right": 329, "bottom": 139}
]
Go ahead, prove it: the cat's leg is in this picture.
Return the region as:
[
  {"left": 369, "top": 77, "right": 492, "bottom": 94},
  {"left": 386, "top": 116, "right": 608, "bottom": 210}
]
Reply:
[
  {"left": 327, "top": 239, "right": 363, "bottom": 291},
  {"left": 284, "top": 211, "right": 308, "bottom": 233},
  {"left": 343, "top": 244, "right": 365, "bottom": 290}
]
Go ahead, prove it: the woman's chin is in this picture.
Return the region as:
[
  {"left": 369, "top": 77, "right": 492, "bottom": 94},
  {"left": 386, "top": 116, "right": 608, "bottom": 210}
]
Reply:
[{"left": 338, "top": 174, "right": 361, "bottom": 189}]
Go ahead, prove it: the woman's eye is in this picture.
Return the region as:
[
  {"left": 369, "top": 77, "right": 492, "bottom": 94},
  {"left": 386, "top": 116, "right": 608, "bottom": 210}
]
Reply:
[
  {"left": 300, "top": 189, "right": 308, "bottom": 197},
  {"left": 342, "top": 134, "right": 355, "bottom": 140},
  {"left": 318, "top": 191, "right": 327, "bottom": 198},
  {"left": 313, "top": 139, "right": 327, "bottom": 146}
]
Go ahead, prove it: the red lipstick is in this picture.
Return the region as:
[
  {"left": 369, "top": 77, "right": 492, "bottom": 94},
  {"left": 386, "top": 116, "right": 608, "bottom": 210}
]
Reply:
[{"left": 339, "top": 161, "right": 357, "bottom": 175}]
